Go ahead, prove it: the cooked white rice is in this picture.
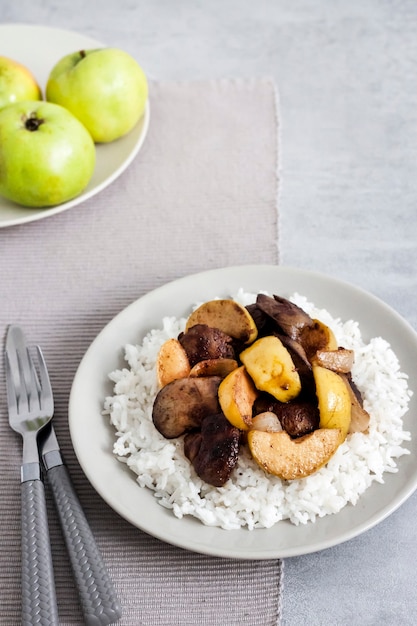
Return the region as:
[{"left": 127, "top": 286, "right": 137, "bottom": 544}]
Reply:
[{"left": 103, "top": 291, "right": 412, "bottom": 529}]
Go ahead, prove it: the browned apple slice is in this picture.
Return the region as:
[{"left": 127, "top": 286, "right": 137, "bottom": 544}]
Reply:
[
  {"left": 247, "top": 428, "right": 343, "bottom": 480},
  {"left": 185, "top": 299, "right": 258, "bottom": 344},
  {"left": 156, "top": 338, "right": 190, "bottom": 387},
  {"left": 300, "top": 319, "right": 338, "bottom": 361},
  {"left": 218, "top": 365, "right": 259, "bottom": 430},
  {"left": 189, "top": 358, "right": 238, "bottom": 378}
]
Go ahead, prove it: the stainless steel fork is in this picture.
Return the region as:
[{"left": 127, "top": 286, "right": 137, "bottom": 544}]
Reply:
[
  {"left": 5, "top": 326, "right": 122, "bottom": 626},
  {"left": 5, "top": 327, "right": 59, "bottom": 626}
]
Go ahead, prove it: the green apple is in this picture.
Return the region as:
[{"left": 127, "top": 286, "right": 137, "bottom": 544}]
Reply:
[
  {"left": 46, "top": 48, "right": 148, "bottom": 143},
  {"left": 0, "top": 101, "right": 96, "bottom": 207},
  {"left": 0, "top": 55, "right": 42, "bottom": 111}
]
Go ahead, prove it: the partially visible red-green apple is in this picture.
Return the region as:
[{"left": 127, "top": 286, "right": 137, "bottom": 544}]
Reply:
[
  {"left": 46, "top": 48, "right": 148, "bottom": 143},
  {"left": 0, "top": 56, "right": 42, "bottom": 111},
  {"left": 0, "top": 101, "right": 96, "bottom": 207}
]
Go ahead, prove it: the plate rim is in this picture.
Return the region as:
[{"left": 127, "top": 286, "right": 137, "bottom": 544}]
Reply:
[
  {"left": 0, "top": 23, "right": 150, "bottom": 228},
  {"left": 68, "top": 264, "right": 417, "bottom": 559}
]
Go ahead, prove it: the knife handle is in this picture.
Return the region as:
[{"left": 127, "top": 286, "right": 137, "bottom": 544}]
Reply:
[
  {"left": 46, "top": 462, "right": 122, "bottom": 626},
  {"left": 21, "top": 477, "right": 60, "bottom": 626}
]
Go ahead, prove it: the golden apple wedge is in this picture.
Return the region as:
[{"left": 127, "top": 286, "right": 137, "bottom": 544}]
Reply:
[
  {"left": 313, "top": 364, "right": 351, "bottom": 438},
  {"left": 218, "top": 365, "right": 258, "bottom": 430},
  {"left": 240, "top": 335, "right": 301, "bottom": 402}
]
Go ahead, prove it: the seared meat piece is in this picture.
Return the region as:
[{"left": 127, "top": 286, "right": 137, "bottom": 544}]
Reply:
[
  {"left": 253, "top": 394, "right": 319, "bottom": 438},
  {"left": 274, "top": 332, "right": 315, "bottom": 396},
  {"left": 253, "top": 392, "right": 279, "bottom": 415},
  {"left": 245, "top": 303, "right": 276, "bottom": 336},
  {"left": 152, "top": 376, "right": 221, "bottom": 438},
  {"left": 344, "top": 371, "right": 364, "bottom": 405},
  {"left": 339, "top": 372, "right": 370, "bottom": 434},
  {"left": 183, "top": 413, "right": 240, "bottom": 487},
  {"left": 275, "top": 332, "right": 310, "bottom": 371},
  {"left": 178, "top": 323, "right": 235, "bottom": 367},
  {"left": 256, "top": 294, "right": 314, "bottom": 340},
  {"left": 274, "top": 400, "right": 320, "bottom": 438},
  {"left": 183, "top": 431, "right": 202, "bottom": 463}
]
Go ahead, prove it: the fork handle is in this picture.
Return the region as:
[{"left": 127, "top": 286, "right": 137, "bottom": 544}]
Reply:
[
  {"left": 21, "top": 477, "right": 60, "bottom": 626},
  {"left": 46, "top": 462, "right": 122, "bottom": 626}
]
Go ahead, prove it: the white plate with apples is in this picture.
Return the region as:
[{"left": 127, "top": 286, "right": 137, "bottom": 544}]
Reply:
[{"left": 0, "top": 24, "right": 150, "bottom": 228}]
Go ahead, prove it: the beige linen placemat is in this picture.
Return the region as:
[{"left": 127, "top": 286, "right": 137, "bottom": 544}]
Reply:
[{"left": 0, "top": 78, "right": 282, "bottom": 625}]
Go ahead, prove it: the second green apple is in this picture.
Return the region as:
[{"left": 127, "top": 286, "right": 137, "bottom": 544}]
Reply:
[{"left": 46, "top": 48, "right": 148, "bottom": 143}]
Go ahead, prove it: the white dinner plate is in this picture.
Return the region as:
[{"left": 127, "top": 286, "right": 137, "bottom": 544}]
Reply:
[
  {"left": 0, "top": 24, "right": 150, "bottom": 228},
  {"left": 69, "top": 265, "right": 417, "bottom": 559}
]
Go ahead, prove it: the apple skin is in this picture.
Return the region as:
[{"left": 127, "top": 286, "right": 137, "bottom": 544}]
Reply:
[
  {"left": 46, "top": 48, "right": 148, "bottom": 143},
  {"left": 0, "top": 101, "right": 96, "bottom": 207},
  {"left": 0, "top": 56, "right": 42, "bottom": 111}
]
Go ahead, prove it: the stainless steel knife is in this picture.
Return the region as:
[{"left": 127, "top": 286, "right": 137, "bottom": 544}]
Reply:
[{"left": 39, "top": 423, "right": 122, "bottom": 625}]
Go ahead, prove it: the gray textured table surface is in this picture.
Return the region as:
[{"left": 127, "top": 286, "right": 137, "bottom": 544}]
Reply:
[{"left": 2, "top": 2, "right": 417, "bottom": 625}]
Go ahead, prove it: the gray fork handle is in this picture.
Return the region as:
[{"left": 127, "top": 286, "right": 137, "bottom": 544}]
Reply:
[
  {"left": 21, "top": 478, "right": 60, "bottom": 626},
  {"left": 47, "top": 463, "right": 122, "bottom": 626}
]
